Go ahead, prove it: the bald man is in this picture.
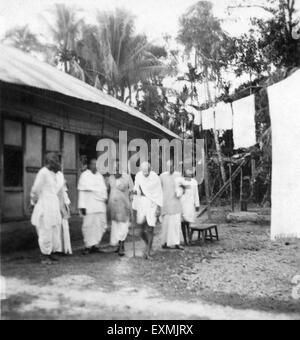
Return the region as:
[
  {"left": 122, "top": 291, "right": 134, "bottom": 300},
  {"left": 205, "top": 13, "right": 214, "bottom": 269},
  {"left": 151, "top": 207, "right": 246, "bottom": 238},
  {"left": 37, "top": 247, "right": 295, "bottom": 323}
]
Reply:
[{"left": 133, "top": 162, "right": 163, "bottom": 259}]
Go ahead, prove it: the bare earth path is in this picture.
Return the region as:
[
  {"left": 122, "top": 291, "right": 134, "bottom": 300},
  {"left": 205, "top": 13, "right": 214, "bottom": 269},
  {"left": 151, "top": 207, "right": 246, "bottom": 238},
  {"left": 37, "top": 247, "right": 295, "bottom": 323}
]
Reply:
[{"left": 1, "top": 223, "right": 300, "bottom": 320}]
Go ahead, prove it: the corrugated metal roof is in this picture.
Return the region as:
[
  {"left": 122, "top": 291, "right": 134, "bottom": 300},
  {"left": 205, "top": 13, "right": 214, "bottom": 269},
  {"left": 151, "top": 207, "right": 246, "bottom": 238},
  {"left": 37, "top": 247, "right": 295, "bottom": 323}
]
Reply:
[{"left": 0, "top": 44, "right": 179, "bottom": 139}]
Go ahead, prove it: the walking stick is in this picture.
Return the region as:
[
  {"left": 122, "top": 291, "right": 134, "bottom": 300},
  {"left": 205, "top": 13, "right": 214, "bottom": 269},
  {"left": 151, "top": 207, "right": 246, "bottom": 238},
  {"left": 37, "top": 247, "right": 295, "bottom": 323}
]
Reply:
[{"left": 132, "top": 210, "right": 136, "bottom": 258}]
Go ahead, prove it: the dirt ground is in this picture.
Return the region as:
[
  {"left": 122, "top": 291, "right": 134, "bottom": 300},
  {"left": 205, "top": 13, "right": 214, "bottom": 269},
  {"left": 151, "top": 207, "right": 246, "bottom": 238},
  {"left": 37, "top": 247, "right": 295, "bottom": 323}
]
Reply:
[{"left": 1, "top": 211, "right": 300, "bottom": 320}]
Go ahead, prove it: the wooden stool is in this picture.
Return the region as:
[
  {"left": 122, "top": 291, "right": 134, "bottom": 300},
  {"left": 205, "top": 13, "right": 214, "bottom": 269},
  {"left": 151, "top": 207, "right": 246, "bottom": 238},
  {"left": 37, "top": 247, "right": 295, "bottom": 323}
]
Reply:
[{"left": 189, "top": 224, "right": 219, "bottom": 244}]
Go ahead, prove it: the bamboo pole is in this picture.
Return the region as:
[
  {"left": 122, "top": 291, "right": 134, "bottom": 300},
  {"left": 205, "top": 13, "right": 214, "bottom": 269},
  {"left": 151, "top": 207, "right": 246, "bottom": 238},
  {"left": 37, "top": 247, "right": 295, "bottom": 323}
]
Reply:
[
  {"left": 240, "top": 167, "right": 243, "bottom": 211},
  {"left": 229, "top": 162, "right": 234, "bottom": 212},
  {"left": 198, "top": 157, "right": 249, "bottom": 218},
  {"left": 0, "top": 112, "right": 3, "bottom": 222},
  {"left": 204, "top": 152, "right": 212, "bottom": 221},
  {"left": 205, "top": 74, "right": 227, "bottom": 185},
  {"left": 132, "top": 213, "right": 136, "bottom": 258},
  {"left": 250, "top": 159, "right": 255, "bottom": 200}
]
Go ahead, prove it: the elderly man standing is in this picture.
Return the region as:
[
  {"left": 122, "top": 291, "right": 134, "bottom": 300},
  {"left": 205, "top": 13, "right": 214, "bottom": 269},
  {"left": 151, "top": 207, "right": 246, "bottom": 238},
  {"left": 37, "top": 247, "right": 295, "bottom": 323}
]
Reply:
[
  {"left": 133, "top": 162, "right": 163, "bottom": 259},
  {"left": 160, "top": 160, "right": 187, "bottom": 250},
  {"left": 78, "top": 158, "right": 108, "bottom": 255},
  {"left": 31, "top": 152, "right": 64, "bottom": 265}
]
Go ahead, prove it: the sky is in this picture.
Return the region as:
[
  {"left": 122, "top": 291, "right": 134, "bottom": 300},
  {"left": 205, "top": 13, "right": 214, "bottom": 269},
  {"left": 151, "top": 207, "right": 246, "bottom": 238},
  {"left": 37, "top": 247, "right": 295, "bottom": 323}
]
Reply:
[
  {"left": 1, "top": 0, "right": 299, "bottom": 102},
  {"left": 0, "top": 0, "right": 291, "bottom": 44}
]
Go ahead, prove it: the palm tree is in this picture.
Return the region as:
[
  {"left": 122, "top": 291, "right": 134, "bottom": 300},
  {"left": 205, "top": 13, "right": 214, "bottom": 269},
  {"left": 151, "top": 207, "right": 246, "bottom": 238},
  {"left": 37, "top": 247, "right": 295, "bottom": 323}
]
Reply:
[
  {"left": 178, "top": 1, "right": 228, "bottom": 185},
  {"left": 46, "top": 4, "right": 84, "bottom": 78},
  {"left": 78, "top": 8, "right": 167, "bottom": 102},
  {"left": 2, "top": 25, "right": 43, "bottom": 53}
]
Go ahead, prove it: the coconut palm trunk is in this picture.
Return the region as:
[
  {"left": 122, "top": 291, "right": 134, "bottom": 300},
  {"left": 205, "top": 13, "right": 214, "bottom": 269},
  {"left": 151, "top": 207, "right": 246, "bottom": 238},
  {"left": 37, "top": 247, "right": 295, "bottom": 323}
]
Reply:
[{"left": 205, "top": 76, "right": 227, "bottom": 185}]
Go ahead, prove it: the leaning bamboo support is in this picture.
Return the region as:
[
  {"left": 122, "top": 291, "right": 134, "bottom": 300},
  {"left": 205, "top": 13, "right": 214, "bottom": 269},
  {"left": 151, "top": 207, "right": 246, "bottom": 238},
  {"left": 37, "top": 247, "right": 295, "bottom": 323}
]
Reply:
[{"left": 198, "top": 157, "right": 250, "bottom": 218}]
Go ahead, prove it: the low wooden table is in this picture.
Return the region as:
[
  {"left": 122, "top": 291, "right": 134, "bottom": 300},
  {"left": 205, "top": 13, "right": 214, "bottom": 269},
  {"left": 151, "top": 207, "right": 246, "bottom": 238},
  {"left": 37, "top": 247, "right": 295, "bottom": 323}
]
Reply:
[{"left": 189, "top": 223, "right": 219, "bottom": 244}]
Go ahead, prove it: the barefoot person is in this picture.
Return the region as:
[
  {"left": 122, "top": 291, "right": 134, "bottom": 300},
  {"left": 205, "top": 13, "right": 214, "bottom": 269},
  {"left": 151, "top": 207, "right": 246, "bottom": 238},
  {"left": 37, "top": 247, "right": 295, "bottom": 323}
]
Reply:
[
  {"left": 180, "top": 169, "right": 200, "bottom": 245},
  {"left": 107, "top": 161, "right": 134, "bottom": 257},
  {"left": 78, "top": 158, "right": 108, "bottom": 255},
  {"left": 133, "top": 162, "right": 163, "bottom": 259},
  {"left": 160, "top": 160, "right": 188, "bottom": 250},
  {"left": 31, "top": 152, "right": 64, "bottom": 265}
]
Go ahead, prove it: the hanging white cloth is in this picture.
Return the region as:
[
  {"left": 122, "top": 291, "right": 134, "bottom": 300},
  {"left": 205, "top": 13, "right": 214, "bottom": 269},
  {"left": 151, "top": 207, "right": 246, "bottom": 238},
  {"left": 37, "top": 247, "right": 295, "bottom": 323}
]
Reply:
[
  {"left": 232, "top": 95, "right": 256, "bottom": 149},
  {"left": 201, "top": 108, "right": 215, "bottom": 130},
  {"left": 268, "top": 69, "right": 300, "bottom": 240},
  {"left": 215, "top": 102, "right": 233, "bottom": 130}
]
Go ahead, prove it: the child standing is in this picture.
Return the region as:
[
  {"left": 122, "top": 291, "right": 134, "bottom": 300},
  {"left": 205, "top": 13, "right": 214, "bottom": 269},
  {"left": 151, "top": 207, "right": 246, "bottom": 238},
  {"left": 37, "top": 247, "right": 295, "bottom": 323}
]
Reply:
[{"left": 180, "top": 169, "right": 200, "bottom": 245}]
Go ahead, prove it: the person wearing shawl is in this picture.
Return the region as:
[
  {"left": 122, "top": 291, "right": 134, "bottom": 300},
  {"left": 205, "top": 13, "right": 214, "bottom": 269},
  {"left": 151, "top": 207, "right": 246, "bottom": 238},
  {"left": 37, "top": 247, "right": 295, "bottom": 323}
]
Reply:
[
  {"left": 180, "top": 169, "right": 200, "bottom": 245},
  {"left": 133, "top": 162, "right": 163, "bottom": 259},
  {"left": 78, "top": 158, "right": 108, "bottom": 255},
  {"left": 107, "top": 161, "right": 134, "bottom": 257},
  {"left": 160, "top": 160, "right": 189, "bottom": 250},
  {"left": 31, "top": 152, "right": 63, "bottom": 265}
]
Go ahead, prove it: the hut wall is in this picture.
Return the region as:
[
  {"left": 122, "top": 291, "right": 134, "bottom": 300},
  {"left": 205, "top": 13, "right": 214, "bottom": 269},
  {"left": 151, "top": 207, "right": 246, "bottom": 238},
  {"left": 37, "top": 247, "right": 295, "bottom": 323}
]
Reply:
[{"left": 0, "top": 84, "right": 173, "bottom": 222}]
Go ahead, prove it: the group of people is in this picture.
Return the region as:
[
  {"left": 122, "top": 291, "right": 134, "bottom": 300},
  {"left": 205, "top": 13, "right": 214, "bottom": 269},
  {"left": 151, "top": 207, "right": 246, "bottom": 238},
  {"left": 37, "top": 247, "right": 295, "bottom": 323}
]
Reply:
[{"left": 30, "top": 152, "right": 200, "bottom": 265}]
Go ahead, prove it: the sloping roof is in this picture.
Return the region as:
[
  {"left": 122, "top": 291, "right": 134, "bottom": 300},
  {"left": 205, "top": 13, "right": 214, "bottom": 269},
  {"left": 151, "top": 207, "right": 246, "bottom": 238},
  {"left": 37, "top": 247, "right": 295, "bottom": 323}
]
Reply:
[{"left": 0, "top": 45, "right": 179, "bottom": 139}]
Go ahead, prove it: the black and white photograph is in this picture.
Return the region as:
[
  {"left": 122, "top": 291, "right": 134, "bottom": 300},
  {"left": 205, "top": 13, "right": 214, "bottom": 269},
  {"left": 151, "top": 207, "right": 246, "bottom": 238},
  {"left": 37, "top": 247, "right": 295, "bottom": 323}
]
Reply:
[{"left": 0, "top": 0, "right": 300, "bottom": 322}]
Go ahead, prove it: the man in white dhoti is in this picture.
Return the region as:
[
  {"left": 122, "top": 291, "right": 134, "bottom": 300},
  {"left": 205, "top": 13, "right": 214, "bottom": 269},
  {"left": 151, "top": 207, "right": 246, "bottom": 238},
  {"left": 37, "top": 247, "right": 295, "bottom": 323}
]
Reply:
[
  {"left": 31, "top": 152, "right": 63, "bottom": 265},
  {"left": 107, "top": 161, "right": 134, "bottom": 257},
  {"left": 180, "top": 169, "right": 200, "bottom": 245},
  {"left": 133, "top": 162, "right": 163, "bottom": 259},
  {"left": 78, "top": 158, "right": 108, "bottom": 255},
  {"left": 160, "top": 160, "right": 187, "bottom": 250}
]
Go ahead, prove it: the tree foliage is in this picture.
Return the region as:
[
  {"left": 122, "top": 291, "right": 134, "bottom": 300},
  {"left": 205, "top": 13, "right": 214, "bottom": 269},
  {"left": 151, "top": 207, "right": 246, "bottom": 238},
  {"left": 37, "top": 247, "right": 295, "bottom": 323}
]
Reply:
[
  {"left": 178, "top": 1, "right": 235, "bottom": 82},
  {"left": 3, "top": 25, "right": 44, "bottom": 53},
  {"left": 252, "top": 0, "right": 300, "bottom": 68},
  {"left": 228, "top": 0, "right": 300, "bottom": 71},
  {"left": 75, "top": 8, "right": 169, "bottom": 101}
]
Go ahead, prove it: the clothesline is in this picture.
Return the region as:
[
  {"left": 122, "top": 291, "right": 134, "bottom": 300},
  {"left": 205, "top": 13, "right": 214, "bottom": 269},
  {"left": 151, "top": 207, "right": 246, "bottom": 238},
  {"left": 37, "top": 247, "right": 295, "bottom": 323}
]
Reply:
[
  {"left": 191, "top": 75, "right": 284, "bottom": 149},
  {"left": 196, "top": 95, "right": 256, "bottom": 149}
]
